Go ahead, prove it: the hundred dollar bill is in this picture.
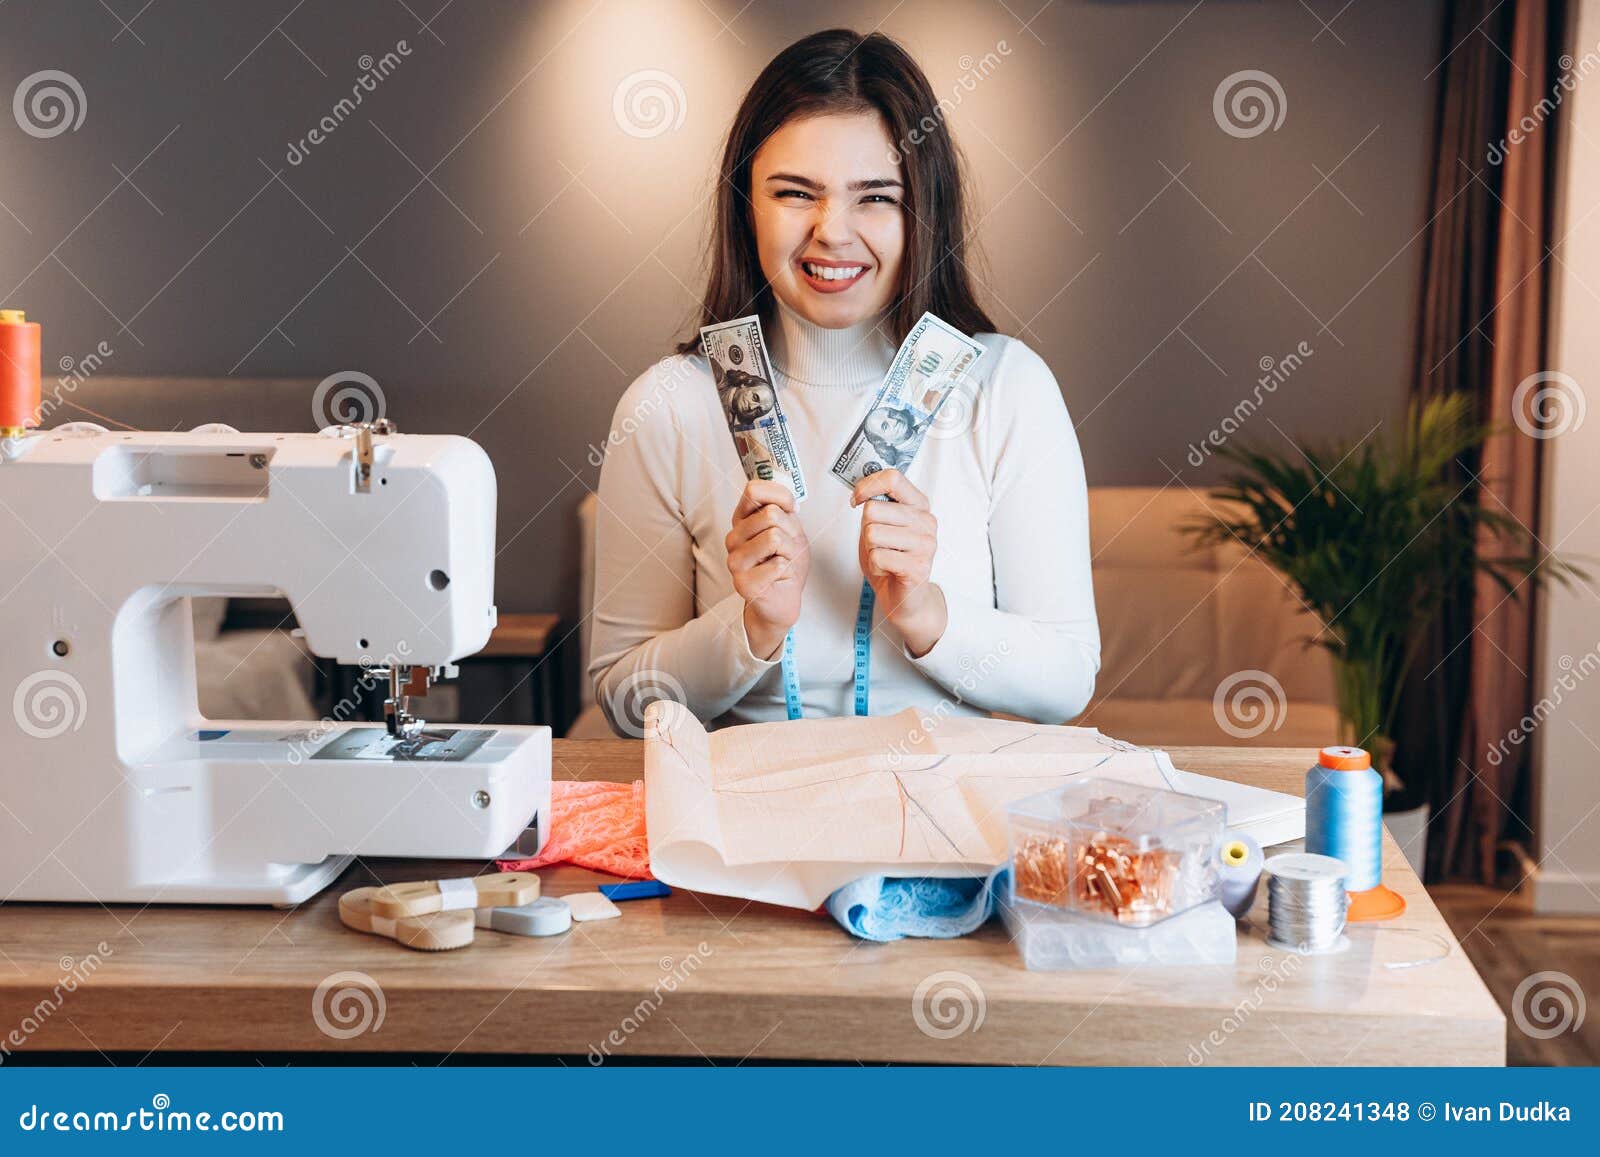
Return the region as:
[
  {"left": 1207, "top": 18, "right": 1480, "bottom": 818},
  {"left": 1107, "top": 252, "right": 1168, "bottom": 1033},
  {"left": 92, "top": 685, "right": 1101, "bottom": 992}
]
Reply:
[
  {"left": 830, "top": 311, "right": 986, "bottom": 488},
  {"left": 700, "top": 314, "right": 808, "bottom": 502}
]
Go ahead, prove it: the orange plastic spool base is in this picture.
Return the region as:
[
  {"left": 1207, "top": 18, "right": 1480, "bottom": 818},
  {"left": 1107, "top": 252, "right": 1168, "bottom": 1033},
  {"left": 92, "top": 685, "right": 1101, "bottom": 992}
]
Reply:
[
  {"left": 1346, "top": 883, "right": 1406, "bottom": 921},
  {"left": 0, "top": 309, "right": 43, "bottom": 433}
]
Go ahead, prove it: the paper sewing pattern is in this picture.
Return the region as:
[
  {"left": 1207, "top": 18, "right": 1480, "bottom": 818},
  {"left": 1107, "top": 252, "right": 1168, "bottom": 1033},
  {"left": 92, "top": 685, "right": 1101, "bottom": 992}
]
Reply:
[{"left": 642, "top": 701, "right": 1305, "bottom": 909}]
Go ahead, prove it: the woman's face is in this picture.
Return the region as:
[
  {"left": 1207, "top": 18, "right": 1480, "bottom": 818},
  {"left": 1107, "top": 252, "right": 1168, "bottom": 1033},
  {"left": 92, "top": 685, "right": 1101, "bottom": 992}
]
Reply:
[{"left": 750, "top": 111, "right": 906, "bottom": 330}]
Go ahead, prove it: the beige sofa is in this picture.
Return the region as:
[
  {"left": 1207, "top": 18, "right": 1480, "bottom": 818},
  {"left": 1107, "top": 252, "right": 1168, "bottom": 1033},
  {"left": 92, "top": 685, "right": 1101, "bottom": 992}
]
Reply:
[{"left": 567, "top": 488, "right": 1339, "bottom": 747}]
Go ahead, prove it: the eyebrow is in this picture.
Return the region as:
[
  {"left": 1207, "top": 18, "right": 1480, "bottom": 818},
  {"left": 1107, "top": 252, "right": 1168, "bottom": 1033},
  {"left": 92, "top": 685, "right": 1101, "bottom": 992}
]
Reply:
[{"left": 765, "top": 172, "right": 904, "bottom": 192}]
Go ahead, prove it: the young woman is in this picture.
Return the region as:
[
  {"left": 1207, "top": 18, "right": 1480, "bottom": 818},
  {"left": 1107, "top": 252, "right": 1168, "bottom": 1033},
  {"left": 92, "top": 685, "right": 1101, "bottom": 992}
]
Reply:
[{"left": 589, "top": 28, "right": 1099, "bottom": 733}]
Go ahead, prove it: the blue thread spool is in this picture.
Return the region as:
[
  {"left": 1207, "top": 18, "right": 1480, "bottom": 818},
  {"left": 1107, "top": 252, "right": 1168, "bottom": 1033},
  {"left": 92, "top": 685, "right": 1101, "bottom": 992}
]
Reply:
[{"left": 1304, "top": 745, "right": 1406, "bottom": 922}]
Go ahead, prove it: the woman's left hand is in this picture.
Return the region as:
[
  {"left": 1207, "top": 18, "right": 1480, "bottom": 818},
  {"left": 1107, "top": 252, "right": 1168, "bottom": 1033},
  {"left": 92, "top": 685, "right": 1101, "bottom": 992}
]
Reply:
[{"left": 852, "top": 469, "right": 947, "bottom": 658}]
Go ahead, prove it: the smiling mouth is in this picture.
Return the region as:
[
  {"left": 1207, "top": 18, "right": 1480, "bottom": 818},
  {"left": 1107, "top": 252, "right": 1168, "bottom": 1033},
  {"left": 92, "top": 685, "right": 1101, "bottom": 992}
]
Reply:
[{"left": 799, "top": 260, "right": 869, "bottom": 292}]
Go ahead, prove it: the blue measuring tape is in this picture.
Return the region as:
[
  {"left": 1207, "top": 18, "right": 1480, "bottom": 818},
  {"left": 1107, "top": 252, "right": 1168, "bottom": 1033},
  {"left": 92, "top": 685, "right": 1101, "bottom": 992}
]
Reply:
[{"left": 782, "top": 579, "right": 876, "bottom": 719}]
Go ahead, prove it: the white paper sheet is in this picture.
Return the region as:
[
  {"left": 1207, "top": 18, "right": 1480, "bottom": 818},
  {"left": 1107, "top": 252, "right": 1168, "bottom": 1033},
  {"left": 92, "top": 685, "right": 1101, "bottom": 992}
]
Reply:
[{"left": 643, "top": 701, "right": 1305, "bottom": 909}]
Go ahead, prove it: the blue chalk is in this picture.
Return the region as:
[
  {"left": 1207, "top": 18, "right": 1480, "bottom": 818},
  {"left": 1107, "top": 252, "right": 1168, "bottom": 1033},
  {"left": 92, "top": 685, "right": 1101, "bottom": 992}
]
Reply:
[{"left": 598, "top": 880, "right": 671, "bottom": 901}]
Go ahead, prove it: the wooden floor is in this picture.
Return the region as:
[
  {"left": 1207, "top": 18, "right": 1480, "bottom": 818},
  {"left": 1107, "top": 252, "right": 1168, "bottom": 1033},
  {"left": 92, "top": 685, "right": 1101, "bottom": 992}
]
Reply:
[{"left": 1432, "top": 884, "right": 1600, "bottom": 1065}]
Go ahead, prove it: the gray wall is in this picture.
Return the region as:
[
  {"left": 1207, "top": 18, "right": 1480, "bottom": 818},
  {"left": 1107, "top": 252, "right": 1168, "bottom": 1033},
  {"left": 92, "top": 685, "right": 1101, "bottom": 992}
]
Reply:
[{"left": 1, "top": 0, "right": 1442, "bottom": 621}]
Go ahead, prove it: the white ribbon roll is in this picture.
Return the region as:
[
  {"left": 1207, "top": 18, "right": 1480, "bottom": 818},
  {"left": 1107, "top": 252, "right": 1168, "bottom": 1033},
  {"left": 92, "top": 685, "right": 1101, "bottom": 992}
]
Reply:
[{"left": 436, "top": 877, "right": 479, "bottom": 911}]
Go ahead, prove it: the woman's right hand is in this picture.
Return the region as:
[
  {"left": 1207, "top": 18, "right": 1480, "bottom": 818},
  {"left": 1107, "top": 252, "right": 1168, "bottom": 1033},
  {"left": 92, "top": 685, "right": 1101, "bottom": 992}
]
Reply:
[{"left": 726, "top": 479, "right": 810, "bottom": 660}]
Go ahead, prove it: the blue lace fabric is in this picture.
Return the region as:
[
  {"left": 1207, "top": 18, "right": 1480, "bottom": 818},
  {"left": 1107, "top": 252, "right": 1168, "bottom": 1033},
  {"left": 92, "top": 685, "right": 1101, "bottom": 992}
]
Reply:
[{"left": 825, "top": 867, "right": 1007, "bottom": 942}]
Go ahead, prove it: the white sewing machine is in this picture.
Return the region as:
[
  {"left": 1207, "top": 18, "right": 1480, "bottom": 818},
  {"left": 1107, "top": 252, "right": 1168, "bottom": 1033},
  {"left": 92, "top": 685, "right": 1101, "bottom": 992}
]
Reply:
[{"left": 0, "top": 420, "right": 551, "bottom": 905}]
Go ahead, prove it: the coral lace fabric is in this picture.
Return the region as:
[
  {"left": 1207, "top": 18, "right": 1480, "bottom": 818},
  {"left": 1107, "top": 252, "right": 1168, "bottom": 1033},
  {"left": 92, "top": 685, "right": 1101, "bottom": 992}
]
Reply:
[{"left": 496, "top": 779, "right": 652, "bottom": 880}]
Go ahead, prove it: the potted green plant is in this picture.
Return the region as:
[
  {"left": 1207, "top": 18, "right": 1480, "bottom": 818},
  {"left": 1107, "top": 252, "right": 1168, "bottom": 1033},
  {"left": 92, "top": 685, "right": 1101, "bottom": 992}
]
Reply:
[{"left": 1184, "top": 393, "right": 1582, "bottom": 861}]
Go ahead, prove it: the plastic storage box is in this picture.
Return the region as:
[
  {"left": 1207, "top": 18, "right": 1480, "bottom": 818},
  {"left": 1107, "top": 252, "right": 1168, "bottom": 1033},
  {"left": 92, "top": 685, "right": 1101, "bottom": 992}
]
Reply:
[
  {"left": 1006, "top": 777, "right": 1226, "bottom": 927},
  {"left": 998, "top": 880, "right": 1238, "bottom": 970}
]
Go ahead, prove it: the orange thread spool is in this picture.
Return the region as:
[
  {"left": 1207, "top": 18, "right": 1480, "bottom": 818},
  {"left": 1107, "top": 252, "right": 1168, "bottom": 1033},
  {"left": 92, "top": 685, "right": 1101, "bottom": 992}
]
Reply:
[{"left": 0, "top": 310, "right": 42, "bottom": 437}]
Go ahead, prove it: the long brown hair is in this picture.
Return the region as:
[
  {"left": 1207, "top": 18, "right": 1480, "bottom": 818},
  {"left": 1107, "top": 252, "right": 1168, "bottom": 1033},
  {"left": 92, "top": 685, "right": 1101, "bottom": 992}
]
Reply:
[{"left": 676, "top": 28, "right": 996, "bottom": 354}]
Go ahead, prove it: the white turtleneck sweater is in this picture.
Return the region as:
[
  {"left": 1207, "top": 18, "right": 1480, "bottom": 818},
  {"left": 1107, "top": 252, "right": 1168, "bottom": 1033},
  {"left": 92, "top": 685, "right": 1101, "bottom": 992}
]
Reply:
[{"left": 588, "top": 303, "right": 1100, "bottom": 732}]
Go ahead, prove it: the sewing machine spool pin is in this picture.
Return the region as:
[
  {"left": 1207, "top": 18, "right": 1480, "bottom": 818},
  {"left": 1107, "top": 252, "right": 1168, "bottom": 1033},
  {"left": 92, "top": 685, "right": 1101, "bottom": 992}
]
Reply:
[{"left": 323, "top": 417, "right": 397, "bottom": 494}]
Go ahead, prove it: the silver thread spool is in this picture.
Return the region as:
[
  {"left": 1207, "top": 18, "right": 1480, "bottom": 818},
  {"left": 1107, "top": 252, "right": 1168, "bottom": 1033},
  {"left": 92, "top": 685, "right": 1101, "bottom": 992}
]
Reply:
[{"left": 1264, "top": 852, "right": 1349, "bottom": 954}]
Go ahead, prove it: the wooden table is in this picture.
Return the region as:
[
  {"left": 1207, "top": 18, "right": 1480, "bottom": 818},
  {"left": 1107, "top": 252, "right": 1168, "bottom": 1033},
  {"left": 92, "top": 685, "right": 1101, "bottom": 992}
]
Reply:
[{"left": 0, "top": 742, "right": 1505, "bottom": 1065}]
